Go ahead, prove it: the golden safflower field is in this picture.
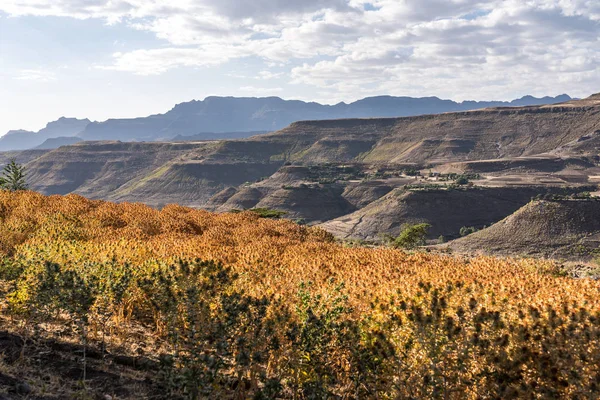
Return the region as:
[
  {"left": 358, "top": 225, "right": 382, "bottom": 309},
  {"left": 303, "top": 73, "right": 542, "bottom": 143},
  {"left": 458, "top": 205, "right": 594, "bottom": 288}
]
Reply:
[{"left": 0, "top": 190, "right": 598, "bottom": 399}]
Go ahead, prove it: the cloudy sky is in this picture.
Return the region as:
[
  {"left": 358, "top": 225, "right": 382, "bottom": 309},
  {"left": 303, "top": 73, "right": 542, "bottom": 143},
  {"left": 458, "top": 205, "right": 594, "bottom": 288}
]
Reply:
[{"left": 0, "top": 0, "right": 598, "bottom": 134}]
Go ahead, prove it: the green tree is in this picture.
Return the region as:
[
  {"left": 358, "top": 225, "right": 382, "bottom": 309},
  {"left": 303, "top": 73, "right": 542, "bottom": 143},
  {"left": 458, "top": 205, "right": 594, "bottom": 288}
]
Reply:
[
  {"left": 0, "top": 159, "right": 28, "bottom": 191},
  {"left": 459, "top": 226, "right": 477, "bottom": 237},
  {"left": 455, "top": 176, "right": 469, "bottom": 185},
  {"left": 393, "top": 223, "right": 431, "bottom": 249}
]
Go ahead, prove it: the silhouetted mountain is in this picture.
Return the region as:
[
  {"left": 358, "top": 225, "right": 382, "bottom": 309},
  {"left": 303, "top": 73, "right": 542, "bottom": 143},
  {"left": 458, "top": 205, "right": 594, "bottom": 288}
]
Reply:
[
  {"left": 2, "top": 95, "right": 572, "bottom": 148},
  {"left": 507, "top": 94, "right": 572, "bottom": 107},
  {"left": 0, "top": 117, "right": 90, "bottom": 151},
  {"left": 77, "top": 94, "right": 572, "bottom": 142}
]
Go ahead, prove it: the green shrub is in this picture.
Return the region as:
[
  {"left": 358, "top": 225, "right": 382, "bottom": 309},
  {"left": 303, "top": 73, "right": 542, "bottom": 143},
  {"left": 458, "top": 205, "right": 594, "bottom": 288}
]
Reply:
[
  {"left": 11, "top": 261, "right": 97, "bottom": 380},
  {"left": 287, "top": 280, "right": 395, "bottom": 398},
  {"left": 139, "top": 259, "right": 284, "bottom": 399},
  {"left": 249, "top": 208, "right": 287, "bottom": 219},
  {"left": 455, "top": 176, "right": 469, "bottom": 185},
  {"left": 459, "top": 226, "right": 478, "bottom": 237},
  {"left": 230, "top": 208, "right": 287, "bottom": 219},
  {"left": 392, "top": 223, "right": 431, "bottom": 249},
  {"left": 404, "top": 167, "right": 420, "bottom": 176}
]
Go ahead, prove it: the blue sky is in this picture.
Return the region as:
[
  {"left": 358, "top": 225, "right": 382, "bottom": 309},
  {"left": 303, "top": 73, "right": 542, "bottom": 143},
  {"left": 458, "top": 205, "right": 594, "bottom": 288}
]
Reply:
[{"left": 0, "top": 0, "right": 598, "bottom": 135}]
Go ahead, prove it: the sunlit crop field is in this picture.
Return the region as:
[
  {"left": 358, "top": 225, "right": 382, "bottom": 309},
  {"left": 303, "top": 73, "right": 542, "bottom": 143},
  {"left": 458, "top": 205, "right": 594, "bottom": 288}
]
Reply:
[{"left": 1, "top": 191, "right": 599, "bottom": 399}]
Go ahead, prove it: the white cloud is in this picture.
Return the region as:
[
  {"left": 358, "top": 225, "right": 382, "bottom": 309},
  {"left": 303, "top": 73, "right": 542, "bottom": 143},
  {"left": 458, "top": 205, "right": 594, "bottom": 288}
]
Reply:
[
  {"left": 13, "top": 69, "right": 57, "bottom": 82},
  {"left": 98, "top": 45, "right": 253, "bottom": 75},
  {"left": 258, "top": 71, "right": 284, "bottom": 80},
  {"left": 1, "top": 0, "right": 599, "bottom": 100}
]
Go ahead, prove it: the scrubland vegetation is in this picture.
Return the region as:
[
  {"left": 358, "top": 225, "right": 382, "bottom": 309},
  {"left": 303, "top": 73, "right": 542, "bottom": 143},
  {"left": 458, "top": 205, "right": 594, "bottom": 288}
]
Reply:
[{"left": 0, "top": 191, "right": 599, "bottom": 399}]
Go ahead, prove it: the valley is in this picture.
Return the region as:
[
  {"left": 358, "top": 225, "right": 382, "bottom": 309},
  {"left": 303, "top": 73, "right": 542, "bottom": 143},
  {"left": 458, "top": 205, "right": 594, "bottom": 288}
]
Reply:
[
  {"left": 2, "top": 2, "right": 599, "bottom": 398},
  {"left": 2, "top": 94, "right": 599, "bottom": 262}
]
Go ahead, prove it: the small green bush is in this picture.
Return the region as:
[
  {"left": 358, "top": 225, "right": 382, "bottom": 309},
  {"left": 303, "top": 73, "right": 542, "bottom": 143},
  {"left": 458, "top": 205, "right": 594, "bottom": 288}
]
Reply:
[
  {"left": 230, "top": 208, "right": 287, "bottom": 219},
  {"left": 392, "top": 223, "right": 431, "bottom": 249},
  {"left": 455, "top": 176, "right": 469, "bottom": 185},
  {"left": 404, "top": 168, "right": 420, "bottom": 176},
  {"left": 459, "top": 226, "right": 478, "bottom": 237},
  {"left": 249, "top": 208, "right": 287, "bottom": 219}
]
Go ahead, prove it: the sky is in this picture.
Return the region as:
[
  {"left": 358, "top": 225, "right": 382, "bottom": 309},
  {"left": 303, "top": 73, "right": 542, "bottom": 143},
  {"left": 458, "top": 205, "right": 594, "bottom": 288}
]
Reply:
[{"left": 0, "top": 0, "right": 598, "bottom": 135}]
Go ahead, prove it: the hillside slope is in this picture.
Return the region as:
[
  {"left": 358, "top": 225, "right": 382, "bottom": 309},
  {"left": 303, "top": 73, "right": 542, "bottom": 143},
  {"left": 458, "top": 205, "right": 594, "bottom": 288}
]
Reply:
[
  {"left": 25, "top": 141, "right": 213, "bottom": 198},
  {"left": 319, "top": 186, "right": 592, "bottom": 241},
  {"left": 0, "top": 191, "right": 598, "bottom": 398},
  {"left": 274, "top": 96, "right": 600, "bottom": 164},
  {"left": 5, "top": 94, "right": 600, "bottom": 218},
  {"left": 444, "top": 199, "right": 600, "bottom": 260}
]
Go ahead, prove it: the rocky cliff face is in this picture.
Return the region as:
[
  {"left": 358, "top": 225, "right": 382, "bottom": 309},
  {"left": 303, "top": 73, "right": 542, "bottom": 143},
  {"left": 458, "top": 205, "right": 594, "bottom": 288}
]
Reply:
[{"left": 274, "top": 102, "right": 600, "bottom": 164}]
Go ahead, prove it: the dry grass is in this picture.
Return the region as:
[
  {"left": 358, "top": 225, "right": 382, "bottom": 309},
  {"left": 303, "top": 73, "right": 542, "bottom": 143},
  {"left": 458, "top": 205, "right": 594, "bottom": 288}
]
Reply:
[{"left": 0, "top": 191, "right": 598, "bottom": 399}]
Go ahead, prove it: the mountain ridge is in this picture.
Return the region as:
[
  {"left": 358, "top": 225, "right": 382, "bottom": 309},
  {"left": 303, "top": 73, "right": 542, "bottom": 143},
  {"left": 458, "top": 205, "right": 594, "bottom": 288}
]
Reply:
[
  {"left": 10, "top": 93, "right": 597, "bottom": 209},
  {"left": 0, "top": 117, "right": 90, "bottom": 151},
  {"left": 1, "top": 93, "right": 599, "bottom": 261},
  {"left": 2, "top": 94, "right": 572, "bottom": 150},
  {"left": 78, "top": 93, "right": 572, "bottom": 142}
]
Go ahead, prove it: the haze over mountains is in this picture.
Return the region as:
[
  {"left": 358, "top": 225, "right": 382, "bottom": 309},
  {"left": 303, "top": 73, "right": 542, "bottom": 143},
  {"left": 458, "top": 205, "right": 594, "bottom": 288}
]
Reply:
[
  {"left": 0, "top": 94, "right": 571, "bottom": 151},
  {"left": 0, "top": 117, "right": 90, "bottom": 151}
]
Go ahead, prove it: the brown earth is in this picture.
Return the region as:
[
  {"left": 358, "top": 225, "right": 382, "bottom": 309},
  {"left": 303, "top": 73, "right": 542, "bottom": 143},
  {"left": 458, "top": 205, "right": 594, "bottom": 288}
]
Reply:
[
  {"left": 319, "top": 186, "right": 594, "bottom": 241},
  {"left": 440, "top": 199, "right": 600, "bottom": 261}
]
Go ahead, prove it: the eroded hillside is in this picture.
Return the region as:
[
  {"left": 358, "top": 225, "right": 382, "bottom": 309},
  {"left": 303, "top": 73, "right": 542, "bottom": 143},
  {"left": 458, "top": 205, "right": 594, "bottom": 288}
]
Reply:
[
  {"left": 3, "top": 94, "right": 600, "bottom": 257},
  {"left": 443, "top": 198, "right": 600, "bottom": 261}
]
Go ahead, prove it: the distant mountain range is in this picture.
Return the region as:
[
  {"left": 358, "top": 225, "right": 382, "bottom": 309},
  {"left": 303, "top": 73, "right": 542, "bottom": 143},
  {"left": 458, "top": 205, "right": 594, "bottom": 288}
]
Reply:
[
  {"left": 0, "top": 94, "right": 572, "bottom": 151},
  {"left": 0, "top": 117, "right": 90, "bottom": 151}
]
